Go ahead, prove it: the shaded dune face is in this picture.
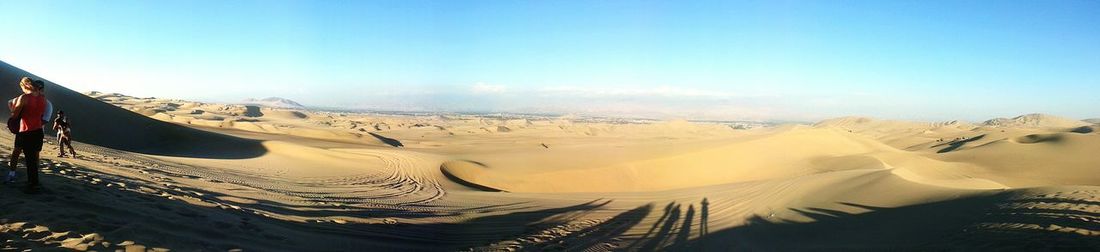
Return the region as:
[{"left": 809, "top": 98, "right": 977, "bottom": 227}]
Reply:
[
  {"left": 0, "top": 60, "right": 266, "bottom": 159},
  {"left": 1069, "top": 126, "right": 1095, "bottom": 134},
  {"left": 1014, "top": 133, "right": 1065, "bottom": 144},
  {"left": 440, "top": 160, "right": 506, "bottom": 192}
]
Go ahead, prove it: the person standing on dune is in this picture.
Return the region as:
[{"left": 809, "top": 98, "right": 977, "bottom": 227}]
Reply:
[
  {"left": 8, "top": 78, "right": 49, "bottom": 193},
  {"left": 53, "top": 110, "right": 76, "bottom": 158},
  {"left": 5, "top": 78, "right": 52, "bottom": 183}
]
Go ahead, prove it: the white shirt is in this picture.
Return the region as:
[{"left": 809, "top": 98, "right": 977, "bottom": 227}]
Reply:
[{"left": 43, "top": 100, "right": 53, "bottom": 122}]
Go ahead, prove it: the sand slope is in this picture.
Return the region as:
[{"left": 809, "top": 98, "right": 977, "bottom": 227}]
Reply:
[{"left": 0, "top": 61, "right": 265, "bottom": 158}]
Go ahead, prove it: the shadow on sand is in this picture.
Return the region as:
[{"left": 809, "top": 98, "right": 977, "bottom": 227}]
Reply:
[
  {"left": 0, "top": 158, "right": 647, "bottom": 250},
  {"left": 243, "top": 105, "right": 264, "bottom": 117},
  {"left": 368, "top": 132, "right": 404, "bottom": 148},
  {"left": 936, "top": 134, "right": 986, "bottom": 153},
  {"left": 689, "top": 192, "right": 1100, "bottom": 251},
  {"left": 3, "top": 158, "right": 740, "bottom": 251},
  {"left": 617, "top": 199, "right": 710, "bottom": 251},
  {"left": 11, "top": 158, "right": 1094, "bottom": 251},
  {"left": 1070, "top": 126, "right": 1094, "bottom": 134}
]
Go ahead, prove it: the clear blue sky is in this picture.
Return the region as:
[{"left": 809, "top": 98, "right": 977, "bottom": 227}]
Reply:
[{"left": 1, "top": 1, "right": 1098, "bottom": 121}]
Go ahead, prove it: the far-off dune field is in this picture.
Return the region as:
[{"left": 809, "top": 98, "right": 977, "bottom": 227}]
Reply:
[{"left": 1, "top": 60, "right": 1099, "bottom": 251}]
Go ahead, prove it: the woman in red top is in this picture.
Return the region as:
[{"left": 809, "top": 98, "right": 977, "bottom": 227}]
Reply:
[{"left": 10, "top": 78, "right": 48, "bottom": 193}]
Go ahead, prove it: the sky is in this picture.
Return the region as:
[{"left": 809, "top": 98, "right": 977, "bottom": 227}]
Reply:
[{"left": 1, "top": 1, "right": 1098, "bottom": 122}]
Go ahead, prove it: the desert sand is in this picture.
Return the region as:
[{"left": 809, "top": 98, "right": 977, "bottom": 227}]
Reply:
[{"left": 0, "top": 60, "right": 1098, "bottom": 251}]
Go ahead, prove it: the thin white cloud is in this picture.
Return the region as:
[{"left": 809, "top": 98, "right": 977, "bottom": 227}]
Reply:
[
  {"left": 538, "top": 85, "right": 735, "bottom": 98},
  {"left": 471, "top": 82, "right": 507, "bottom": 94}
]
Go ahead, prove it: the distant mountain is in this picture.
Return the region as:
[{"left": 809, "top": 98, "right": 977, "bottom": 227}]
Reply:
[
  {"left": 242, "top": 97, "right": 305, "bottom": 109},
  {"left": 982, "top": 113, "right": 1089, "bottom": 128},
  {"left": 1084, "top": 118, "right": 1100, "bottom": 124},
  {"left": 814, "top": 116, "right": 973, "bottom": 129}
]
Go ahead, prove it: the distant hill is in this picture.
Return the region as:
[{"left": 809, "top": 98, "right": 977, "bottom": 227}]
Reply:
[
  {"left": 814, "top": 116, "right": 973, "bottom": 129},
  {"left": 1084, "top": 118, "right": 1100, "bottom": 124},
  {"left": 242, "top": 97, "right": 305, "bottom": 109},
  {"left": 982, "top": 113, "right": 1089, "bottom": 128}
]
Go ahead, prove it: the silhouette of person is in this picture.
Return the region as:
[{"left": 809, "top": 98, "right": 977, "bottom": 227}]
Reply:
[{"left": 54, "top": 110, "right": 76, "bottom": 158}]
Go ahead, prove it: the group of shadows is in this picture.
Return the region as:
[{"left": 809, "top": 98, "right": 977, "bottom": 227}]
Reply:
[
  {"left": 717, "top": 193, "right": 1100, "bottom": 250},
  {"left": 0, "top": 150, "right": 1097, "bottom": 250}
]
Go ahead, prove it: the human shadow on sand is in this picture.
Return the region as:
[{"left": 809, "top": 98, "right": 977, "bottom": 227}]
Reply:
[
  {"left": 0, "top": 158, "right": 642, "bottom": 251},
  {"left": 621, "top": 199, "right": 710, "bottom": 251},
  {"left": 688, "top": 192, "right": 1100, "bottom": 251}
]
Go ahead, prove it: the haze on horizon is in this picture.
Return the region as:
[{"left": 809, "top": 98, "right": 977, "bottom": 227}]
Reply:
[{"left": 1, "top": 1, "right": 1097, "bottom": 122}]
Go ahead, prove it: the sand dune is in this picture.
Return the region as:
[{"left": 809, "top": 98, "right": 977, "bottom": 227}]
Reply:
[
  {"left": 939, "top": 131, "right": 1100, "bottom": 186},
  {"left": 1, "top": 61, "right": 265, "bottom": 158},
  {"left": 983, "top": 113, "right": 1091, "bottom": 128},
  {"left": 0, "top": 60, "right": 1097, "bottom": 250},
  {"left": 812, "top": 115, "right": 1100, "bottom": 186}
]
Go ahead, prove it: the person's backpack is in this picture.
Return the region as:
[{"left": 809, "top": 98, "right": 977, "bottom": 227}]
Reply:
[{"left": 6, "top": 114, "right": 19, "bottom": 134}]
